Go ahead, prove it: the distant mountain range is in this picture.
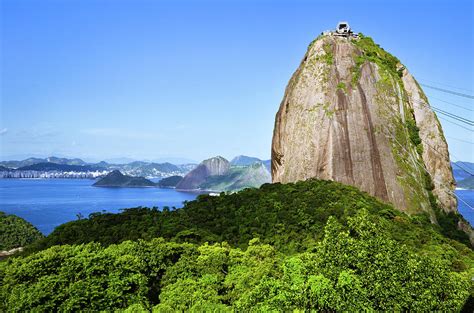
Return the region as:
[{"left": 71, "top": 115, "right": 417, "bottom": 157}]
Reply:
[
  {"left": 0, "top": 156, "right": 196, "bottom": 179},
  {"left": 200, "top": 162, "right": 271, "bottom": 191},
  {"left": 1, "top": 155, "right": 472, "bottom": 192},
  {"left": 231, "top": 155, "right": 271, "bottom": 171},
  {"left": 452, "top": 161, "right": 474, "bottom": 181},
  {"left": 452, "top": 161, "right": 474, "bottom": 190},
  {"left": 458, "top": 176, "right": 474, "bottom": 189},
  {"left": 0, "top": 155, "right": 272, "bottom": 191},
  {"left": 88, "top": 155, "right": 272, "bottom": 192},
  {"left": 18, "top": 163, "right": 102, "bottom": 172},
  {"left": 230, "top": 155, "right": 262, "bottom": 166},
  {"left": 0, "top": 157, "right": 87, "bottom": 168},
  {"left": 176, "top": 156, "right": 271, "bottom": 192}
]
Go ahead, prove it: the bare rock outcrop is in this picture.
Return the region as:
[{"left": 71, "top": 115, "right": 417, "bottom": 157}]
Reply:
[
  {"left": 271, "top": 34, "right": 457, "bottom": 220},
  {"left": 176, "top": 156, "right": 230, "bottom": 190}
]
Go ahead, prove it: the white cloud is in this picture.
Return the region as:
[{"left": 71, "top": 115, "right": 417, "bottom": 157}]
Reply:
[{"left": 0, "top": 128, "right": 8, "bottom": 136}]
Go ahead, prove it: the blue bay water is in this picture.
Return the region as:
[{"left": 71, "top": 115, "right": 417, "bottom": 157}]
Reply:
[
  {"left": 0, "top": 179, "right": 201, "bottom": 235},
  {"left": 456, "top": 189, "right": 474, "bottom": 226},
  {"left": 0, "top": 179, "right": 473, "bottom": 236}
]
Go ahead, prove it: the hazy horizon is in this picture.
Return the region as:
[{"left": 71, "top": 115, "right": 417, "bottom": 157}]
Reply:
[{"left": 0, "top": 152, "right": 272, "bottom": 164}]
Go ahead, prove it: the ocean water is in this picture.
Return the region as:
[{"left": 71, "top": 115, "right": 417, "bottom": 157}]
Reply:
[
  {"left": 0, "top": 179, "right": 473, "bottom": 235},
  {"left": 456, "top": 189, "right": 474, "bottom": 226},
  {"left": 0, "top": 179, "right": 201, "bottom": 235}
]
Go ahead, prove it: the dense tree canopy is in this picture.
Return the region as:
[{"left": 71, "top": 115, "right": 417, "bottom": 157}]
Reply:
[
  {"left": 1, "top": 210, "right": 471, "bottom": 311},
  {"left": 2, "top": 179, "right": 473, "bottom": 311},
  {"left": 0, "top": 211, "right": 43, "bottom": 251},
  {"left": 28, "top": 179, "right": 471, "bottom": 256}
]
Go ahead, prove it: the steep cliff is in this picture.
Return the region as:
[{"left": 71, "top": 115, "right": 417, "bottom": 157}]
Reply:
[
  {"left": 272, "top": 33, "right": 457, "bottom": 222},
  {"left": 176, "top": 156, "right": 230, "bottom": 190},
  {"left": 200, "top": 162, "right": 271, "bottom": 191}
]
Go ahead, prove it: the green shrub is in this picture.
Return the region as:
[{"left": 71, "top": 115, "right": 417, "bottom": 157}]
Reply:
[{"left": 0, "top": 211, "right": 43, "bottom": 251}]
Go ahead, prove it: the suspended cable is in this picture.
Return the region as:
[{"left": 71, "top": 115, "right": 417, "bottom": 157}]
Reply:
[
  {"left": 406, "top": 94, "right": 474, "bottom": 129},
  {"left": 375, "top": 84, "right": 474, "bottom": 127},
  {"left": 419, "top": 83, "right": 474, "bottom": 100},
  {"left": 402, "top": 97, "right": 474, "bottom": 130},
  {"left": 420, "top": 79, "right": 473, "bottom": 93},
  {"left": 454, "top": 193, "right": 474, "bottom": 211},
  {"left": 364, "top": 77, "right": 474, "bottom": 134},
  {"left": 367, "top": 76, "right": 474, "bottom": 176},
  {"left": 427, "top": 94, "right": 473, "bottom": 112},
  {"left": 431, "top": 108, "right": 474, "bottom": 126},
  {"left": 406, "top": 94, "right": 474, "bottom": 127},
  {"left": 421, "top": 141, "right": 474, "bottom": 177},
  {"left": 359, "top": 78, "right": 474, "bottom": 210},
  {"left": 446, "top": 136, "right": 474, "bottom": 145},
  {"left": 438, "top": 116, "right": 474, "bottom": 133},
  {"left": 391, "top": 138, "right": 474, "bottom": 211}
]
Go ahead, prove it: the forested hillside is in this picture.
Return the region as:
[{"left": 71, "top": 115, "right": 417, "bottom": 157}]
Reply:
[
  {"left": 1, "top": 179, "right": 472, "bottom": 311},
  {"left": 0, "top": 212, "right": 44, "bottom": 251},
  {"left": 1, "top": 210, "right": 472, "bottom": 311},
  {"left": 28, "top": 179, "right": 471, "bottom": 253}
]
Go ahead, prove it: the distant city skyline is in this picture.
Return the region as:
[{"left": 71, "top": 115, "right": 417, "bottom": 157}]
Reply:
[{"left": 1, "top": 0, "right": 473, "bottom": 162}]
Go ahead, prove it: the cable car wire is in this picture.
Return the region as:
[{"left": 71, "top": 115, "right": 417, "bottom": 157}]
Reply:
[
  {"left": 437, "top": 116, "right": 474, "bottom": 132},
  {"left": 446, "top": 136, "right": 474, "bottom": 145},
  {"left": 431, "top": 108, "right": 474, "bottom": 126},
  {"left": 420, "top": 79, "right": 473, "bottom": 93},
  {"left": 427, "top": 94, "right": 473, "bottom": 112},
  {"left": 420, "top": 83, "right": 474, "bottom": 99}
]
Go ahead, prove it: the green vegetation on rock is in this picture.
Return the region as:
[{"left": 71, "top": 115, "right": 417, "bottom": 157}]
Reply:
[
  {"left": 352, "top": 34, "right": 401, "bottom": 81},
  {"left": 353, "top": 34, "right": 471, "bottom": 246},
  {"left": 0, "top": 212, "right": 43, "bottom": 251},
  {"left": 157, "top": 175, "right": 183, "bottom": 188},
  {"left": 336, "top": 81, "right": 347, "bottom": 94},
  {"left": 322, "top": 43, "right": 334, "bottom": 65},
  {"left": 93, "top": 170, "right": 156, "bottom": 187},
  {"left": 199, "top": 163, "right": 271, "bottom": 191},
  {"left": 353, "top": 33, "right": 440, "bottom": 220}
]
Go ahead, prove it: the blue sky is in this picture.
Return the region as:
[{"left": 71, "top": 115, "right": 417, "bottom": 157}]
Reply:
[{"left": 1, "top": 0, "right": 473, "bottom": 163}]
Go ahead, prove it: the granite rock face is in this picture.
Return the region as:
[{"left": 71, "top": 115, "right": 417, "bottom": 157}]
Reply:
[
  {"left": 176, "top": 156, "right": 230, "bottom": 190},
  {"left": 400, "top": 71, "right": 457, "bottom": 212},
  {"left": 271, "top": 34, "right": 456, "bottom": 219}
]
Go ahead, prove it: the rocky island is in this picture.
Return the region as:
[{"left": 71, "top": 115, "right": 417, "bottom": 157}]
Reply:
[
  {"left": 176, "top": 156, "right": 271, "bottom": 191},
  {"left": 93, "top": 170, "right": 156, "bottom": 188}
]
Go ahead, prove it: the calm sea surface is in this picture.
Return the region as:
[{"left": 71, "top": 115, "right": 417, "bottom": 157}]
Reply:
[
  {"left": 456, "top": 189, "right": 474, "bottom": 226},
  {"left": 0, "top": 179, "right": 201, "bottom": 235},
  {"left": 0, "top": 179, "right": 473, "bottom": 235}
]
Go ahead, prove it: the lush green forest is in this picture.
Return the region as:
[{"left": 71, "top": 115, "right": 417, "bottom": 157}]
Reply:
[
  {"left": 0, "top": 211, "right": 44, "bottom": 251},
  {"left": 28, "top": 179, "right": 471, "bottom": 253},
  {"left": 1, "top": 179, "right": 473, "bottom": 311}
]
